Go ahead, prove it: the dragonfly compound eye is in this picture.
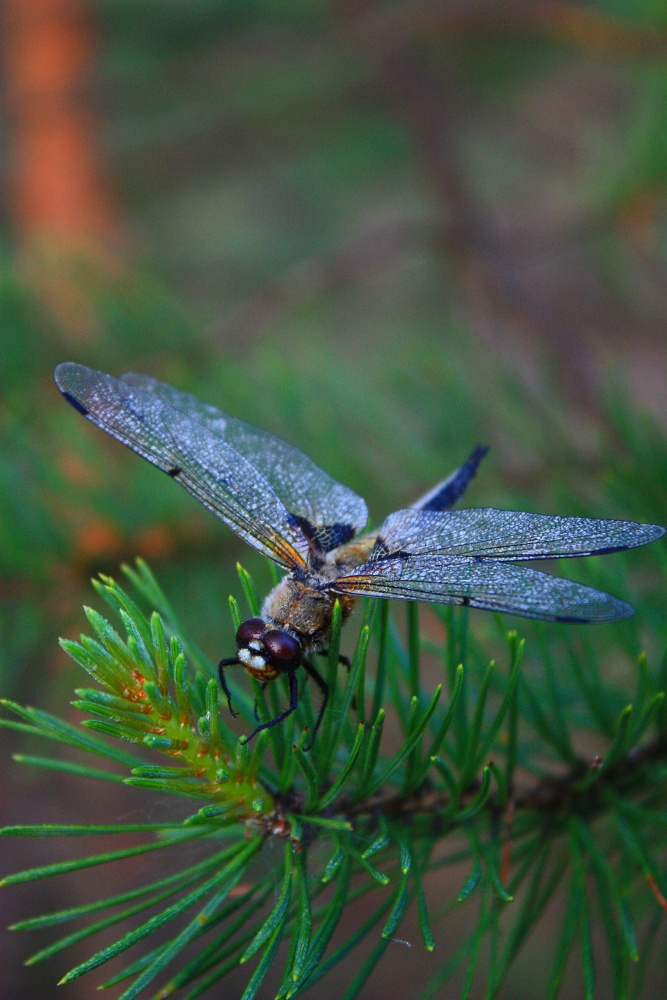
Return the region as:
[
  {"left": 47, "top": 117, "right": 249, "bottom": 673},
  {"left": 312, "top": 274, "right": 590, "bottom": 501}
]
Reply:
[
  {"left": 236, "top": 618, "right": 266, "bottom": 647},
  {"left": 263, "top": 630, "right": 302, "bottom": 667}
]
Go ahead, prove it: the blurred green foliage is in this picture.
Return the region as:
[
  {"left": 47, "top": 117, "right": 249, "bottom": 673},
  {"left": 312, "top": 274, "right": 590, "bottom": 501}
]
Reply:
[
  {"left": 0, "top": 2, "right": 665, "bottom": 692},
  {"left": 1, "top": 2, "right": 666, "bottom": 993},
  {"left": 1, "top": 0, "right": 666, "bottom": 694}
]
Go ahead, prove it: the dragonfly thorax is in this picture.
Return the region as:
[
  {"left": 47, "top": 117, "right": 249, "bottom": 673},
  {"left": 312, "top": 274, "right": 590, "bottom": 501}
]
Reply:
[{"left": 261, "top": 574, "right": 357, "bottom": 653}]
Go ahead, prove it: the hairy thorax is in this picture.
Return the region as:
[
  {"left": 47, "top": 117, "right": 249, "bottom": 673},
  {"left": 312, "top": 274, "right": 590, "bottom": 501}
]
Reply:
[
  {"left": 260, "top": 577, "right": 354, "bottom": 652},
  {"left": 261, "top": 536, "right": 375, "bottom": 651}
]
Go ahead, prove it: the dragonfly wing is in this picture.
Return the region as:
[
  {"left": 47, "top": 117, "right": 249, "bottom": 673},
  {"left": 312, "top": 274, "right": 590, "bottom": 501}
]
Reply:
[
  {"left": 369, "top": 508, "right": 664, "bottom": 561},
  {"left": 54, "top": 363, "right": 310, "bottom": 569},
  {"left": 121, "top": 372, "right": 368, "bottom": 553},
  {"left": 412, "top": 445, "right": 489, "bottom": 511},
  {"left": 331, "top": 555, "right": 635, "bottom": 623}
]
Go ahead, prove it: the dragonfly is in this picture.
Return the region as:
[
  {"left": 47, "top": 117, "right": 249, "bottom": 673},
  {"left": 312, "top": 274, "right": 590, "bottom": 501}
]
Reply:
[{"left": 54, "top": 363, "right": 665, "bottom": 749}]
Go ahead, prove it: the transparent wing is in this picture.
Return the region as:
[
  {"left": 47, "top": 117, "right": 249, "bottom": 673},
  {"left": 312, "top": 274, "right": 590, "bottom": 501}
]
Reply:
[
  {"left": 121, "top": 372, "right": 368, "bottom": 553},
  {"left": 331, "top": 555, "right": 634, "bottom": 623},
  {"left": 370, "top": 508, "right": 665, "bottom": 561},
  {"left": 54, "top": 363, "right": 310, "bottom": 569}
]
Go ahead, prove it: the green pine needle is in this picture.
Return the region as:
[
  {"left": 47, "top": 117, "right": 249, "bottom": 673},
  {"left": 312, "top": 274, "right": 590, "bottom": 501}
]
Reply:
[{"left": 1, "top": 558, "right": 665, "bottom": 998}]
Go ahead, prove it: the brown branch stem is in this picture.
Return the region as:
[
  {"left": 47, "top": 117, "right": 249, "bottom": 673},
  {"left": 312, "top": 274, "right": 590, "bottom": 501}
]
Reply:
[{"left": 331, "top": 735, "right": 667, "bottom": 830}]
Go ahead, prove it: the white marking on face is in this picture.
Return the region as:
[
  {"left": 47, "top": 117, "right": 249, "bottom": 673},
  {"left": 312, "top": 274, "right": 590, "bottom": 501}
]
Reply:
[
  {"left": 250, "top": 655, "right": 267, "bottom": 671},
  {"left": 238, "top": 648, "right": 251, "bottom": 665},
  {"left": 249, "top": 641, "right": 262, "bottom": 651}
]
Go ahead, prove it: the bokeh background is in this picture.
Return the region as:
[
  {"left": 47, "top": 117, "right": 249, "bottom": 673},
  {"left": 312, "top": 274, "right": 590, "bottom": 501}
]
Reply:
[{"left": 1, "top": 2, "right": 666, "bottom": 997}]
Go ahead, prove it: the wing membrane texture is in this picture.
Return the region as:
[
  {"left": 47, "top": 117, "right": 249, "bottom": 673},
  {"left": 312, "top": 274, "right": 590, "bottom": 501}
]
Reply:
[
  {"left": 54, "top": 363, "right": 309, "bottom": 568},
  {"left": 332, "top": 555, "right": 634, "bottom": 623},
  {"left": 373, "top": 508, "right": 664, "bottom": 560},
  {"left": 121, "top": 373, "right": 368, "bottom": 549}
]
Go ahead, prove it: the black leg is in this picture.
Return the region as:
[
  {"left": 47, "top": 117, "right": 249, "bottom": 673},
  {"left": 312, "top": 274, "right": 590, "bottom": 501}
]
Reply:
[
  {"left": 302, "top": 658, "right": 329, "bottom": 751},
  {"left": 319, "top": 651, "right": 351, "bottom": 672},
  {"left": 218, "top": 658, "right": 239, "bottom": 718},
  {"left": 253, "top": 681, "right": 269, "bottom": 722},
  {"left": 318, "top": 651, "right": 354, "bottom": 710},
  {"left": 240, "top": 670, "right": 299, "bottom": 744}
]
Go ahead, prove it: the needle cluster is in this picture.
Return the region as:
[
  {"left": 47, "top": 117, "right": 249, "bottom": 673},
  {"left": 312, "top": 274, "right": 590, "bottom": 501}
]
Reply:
[{"left": 1, "top": 558, "right": 666, "bottom": 999}]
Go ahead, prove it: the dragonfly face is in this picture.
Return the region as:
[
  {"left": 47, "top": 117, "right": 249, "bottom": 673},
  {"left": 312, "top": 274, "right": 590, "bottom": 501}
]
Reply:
[
  {"left": 54, "top": 363, "right": 665, "bottom": 749},
  {"left": 234, "top": 617, "right": 302, "bottom": 682}
]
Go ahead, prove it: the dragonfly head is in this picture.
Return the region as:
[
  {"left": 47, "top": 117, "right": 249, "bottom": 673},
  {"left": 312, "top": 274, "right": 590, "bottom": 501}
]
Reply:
[{"left": 235, "top": 617, "right": 302, "bottom": 680}]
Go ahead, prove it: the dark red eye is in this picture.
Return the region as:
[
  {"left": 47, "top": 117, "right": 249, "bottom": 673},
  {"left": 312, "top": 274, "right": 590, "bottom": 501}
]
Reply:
[
  {"left": 236, "top": 618, "right": 265, "bottom": 647},
  {"left": 264, "top": 630, "right": 301, "bottom": 666}
]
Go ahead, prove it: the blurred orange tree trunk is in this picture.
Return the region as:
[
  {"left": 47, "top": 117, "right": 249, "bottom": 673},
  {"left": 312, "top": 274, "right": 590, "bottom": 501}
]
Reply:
[
  {"left": 6, "top": 0, "right": 117, "bottom": 243},
  {"left": 4, "top": 0, "right": 126, "bottom": 340}
]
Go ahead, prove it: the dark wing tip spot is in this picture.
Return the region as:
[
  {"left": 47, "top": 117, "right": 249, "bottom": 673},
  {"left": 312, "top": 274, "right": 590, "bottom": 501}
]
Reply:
[
  {"left": 168, "top": 466, "right": 182, "bottom": 478},
  {"left": 584, "top": 544, "right": 631, "bottom": 557},
  {"left": 555, "top": 602, "right": 635, "bottom": 624},
  {"left": 61, "top": 390, "right": 89, "bottom": 417},
  {"left": 420, "top": 444, "right": 489, "bottom": 512}
]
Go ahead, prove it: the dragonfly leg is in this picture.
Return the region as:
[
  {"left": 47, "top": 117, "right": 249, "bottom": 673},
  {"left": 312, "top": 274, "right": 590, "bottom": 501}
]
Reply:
[
  {"left": 218, "top": 658, "right": 240, "bottom": 718},
  {"left": 240, "top": 670, "right": 299, "bottom": 744},
  {"left": 302, "top": 658, "right": 329, "bottom": 751},
  {"left": 318, "top": 651, "right": 354, "bottom": 709},
  {"left": 318, "top": 651, "right": 351, "bottom": 672},
  {"left": 253, "top": 681, "right": 269, "bottom": 722}
]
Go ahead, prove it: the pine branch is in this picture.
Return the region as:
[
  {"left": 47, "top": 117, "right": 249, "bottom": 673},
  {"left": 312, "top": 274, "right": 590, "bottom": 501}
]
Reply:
[{"left": 1, "top": 561, "right": 666, "bottom": 998}]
